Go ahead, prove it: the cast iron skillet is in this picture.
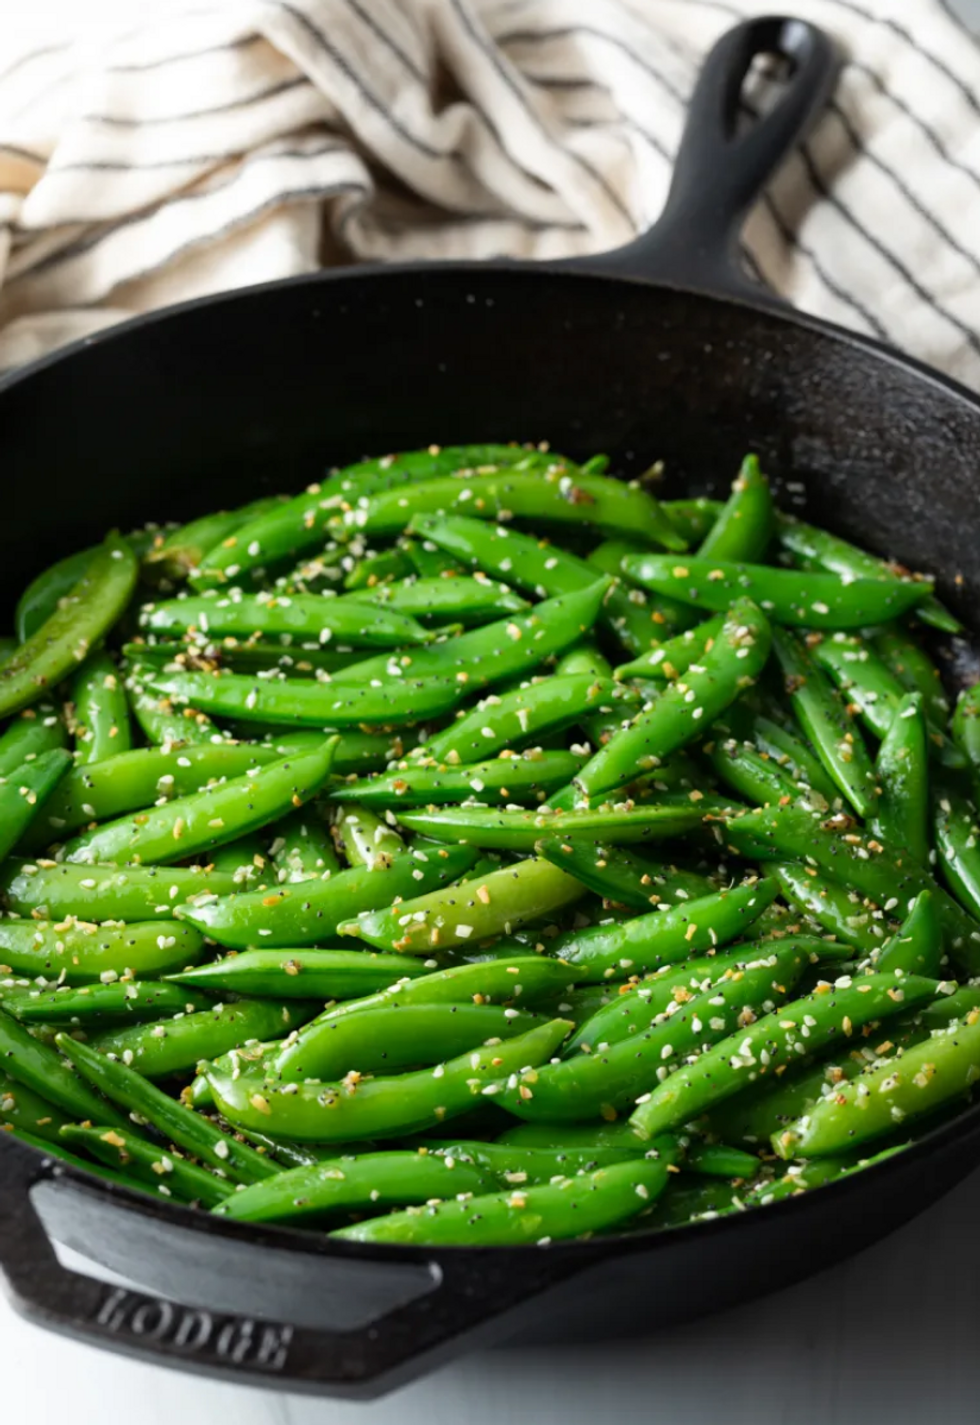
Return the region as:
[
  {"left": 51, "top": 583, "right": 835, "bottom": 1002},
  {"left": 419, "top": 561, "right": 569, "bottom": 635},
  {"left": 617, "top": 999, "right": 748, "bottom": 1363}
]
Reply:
[{"left": 1, "top": 14, "right": 979, "bottom": 1401}]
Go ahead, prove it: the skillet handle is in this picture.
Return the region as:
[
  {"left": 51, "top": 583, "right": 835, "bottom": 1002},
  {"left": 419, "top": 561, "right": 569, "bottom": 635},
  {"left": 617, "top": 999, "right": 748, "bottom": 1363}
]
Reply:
[
  {"left": 570, "top": 15, "right": 839, "bottom": 303},
  {"left": 0, "top": 1137, "right": 580, "bottom": 1398}
]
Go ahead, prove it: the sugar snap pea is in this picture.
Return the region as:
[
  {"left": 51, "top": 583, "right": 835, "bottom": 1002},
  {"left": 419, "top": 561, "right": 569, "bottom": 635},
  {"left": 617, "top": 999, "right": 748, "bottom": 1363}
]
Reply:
[
  {"left": 0, "top": 1071, "right": 74, "bottom": 1143},
  {"left": 536, "top": 838, "right": 703, "bottom": 912},
  {"left": 125, "top": 664, "right": 222, "bottom": 748},
  {"left": 770, "top": 862, "right": 887, "bottom": 954},
  {"left": 623, "top": 553, "right": 929, "bottom": 629},
  {"left": 616, "top": 614, "right": 727, "bottom": 684},
  {"left": 62, "top": 1125, "right": 234, "bottom": 1207},
  {"left": 332, "top": 803, "right": 405, "bottom": 870},
  {"left": 340, "top": 856, "right": 585, "bottom": 953},
  {"left": 141, "top": 590, "right": 436, "bottom": 648},
  {"left": 393, "top": 797, "right": 722, "bottom": 852},
  {"left": 175, "top": 842, "right": 478, "bottom": 948},
  {"left": 698, "top": 456, "right": 774, "bottom": 562},
  {"left": 775, "top": 514, "right": 958, "bottom": 633},
  {"left": 776, "top": 1010, "right": 980, "bottom": 1159},
  {"left": 214, "top": 1149, "right": 496, "bottom": 1224},
  {"left": 89, "top": 998, "right": 318, "bottom": 1079},
  {"left": 871, "top": 694, "right": 930, "bottom": 865},
  {"left": 347, "top": 575, "right": 528, "bottom": 626},
  {"left": 11, "top": 1128, "right": 171, "bottom": 1197},
  {"left": 771, "top": 627, "right": 877, "bottom": 817},
  {"left": 0, "top": 1009, "right": 129, "bottom": 1128},
  {"left": 1, "top": 859, "right": 238, "bottom": 923},
  {"left": 334, "top": 749, "right": 585, "bottom": 810},
  {"left": 64, "top": 737, "right": 338, "bottom": 866},
  {"left": 269, "top": 806, "right": 339, "bottom": 882},
  {"left": 0, "top": 918, "right": 205, "bottom": 983},
  {"left": 810, "top": 632, "right": 906, "bottom": 739},
  {"left": 576, "top": 597, "right": 772, "bottom": 799},
  {"left": 331, "top": 1156, "right": 676, "bottom": 1246},
  {"left": 932, "top": 777, "right": 980, "bottom": 922},
  {"left": 629, "top": 972, "right": 940, "bottom": 1140},
  {"left": 207, "top": 1018, "right": 572, "bottom": 1142},
  {"left": 54, "top": 1032, "right": 277, "bottom": 1184},
  {"left": 0, "top": 536, "right": 138, "bottom": 719},
  {"left": 69, "top": 651, "right": 132, "bottom": 764},
  {"left": 544, "top": 878, "right": 780, "bottom": 982},
  {"left": 144, "top": 497, "right": 284, "bottom": 583},
  {"left": 499, "top": 945, "right": 808, "bottom": 1122},
  {"left": 14, "top": 531, "right": 151, "bottom": 644},
  {"left": 343, "top": 546, "right": 415, "bottom": 591},
  {"left": 167, "top": 947, "right": 432, "bottom": 999},
  {"left": 0, "top": 704, "right": 67, "bottom": 774},
  {"left": 0, "top": 748, "right": 73, "bottom": 861},
  {"left": 870, "top": 890, "right": 943, "bottom": 977},
  {"left": 0, "top": 979, "right": 213, "bottom": 1025},
  {"left": 872, "top": 624, "right": 952, "bottom": 744}
]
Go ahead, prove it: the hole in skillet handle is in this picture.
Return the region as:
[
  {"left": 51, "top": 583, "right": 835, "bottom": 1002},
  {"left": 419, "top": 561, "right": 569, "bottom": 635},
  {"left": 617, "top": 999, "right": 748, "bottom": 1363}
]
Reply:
[
  {"left": 0, "top": 1134, "right": 586, "bottom": 1399},
  {"left": 562, "top": 15, "right": 840, "bottom": 305}
]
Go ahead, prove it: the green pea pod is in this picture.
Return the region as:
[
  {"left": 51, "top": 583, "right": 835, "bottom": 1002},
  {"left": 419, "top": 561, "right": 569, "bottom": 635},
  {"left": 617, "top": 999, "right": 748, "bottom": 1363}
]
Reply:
[
  {"left": 0, "top": 749, "right": 73, "bottom": 862},
  {"left": 701, "top": 1056, "right": 865, "bottom": 1147},
  {"left": 334, "top": 749, "right": 586, "bottom": 811},
  {"left": 775, "top": 514, "right": 958, "bottom": 634},
  {"left": 744, "top": 1147, "right": 904, "bottom": 1207},
  {"left": 324, "top": 581, "right": 613, "bottom": 693},
  {"left": 0, "top": 704, "right": 68, "bottom": 775},
  {"left": 495, "top": 1121, "right": 649, "bottom": 1152},
  {"left": 394, "top": 797, "right": 721, "bottom": 853},
  {"left": 207, "top": 1017, "right": 572, "bottom": 1143},
  {"left": 126, "top": 666, "right": 221, "bottom": 748},
  {"left": 408, "top": 513, "right": 596, "bottom": 598},
  {"left": 141, "top": 590, "right": 436, "bottom": 649},
  {"left": 706, "top": 733, "right": 818, "bottom": 811},
  {"left": 871, "top": 625, "right": 952, "bottom": 743},
  {"left": 419, "top": 674, "right": 636, "bottom": 766},
  {"left": 770, "top": 863, "right": 889, "bottom": 954},
  {"left": 144, "top": 668, "right": 464, "bottom": 729},
  {"left": 953, "top": 682, "right": 980, "bottom": 784},
  {"left": 535, "top": 838, "right": 704, "bottom": 913},
  {"left": 1, "top": 979, "right": 213, "bottom": 1025},
  {"left": 403, "top": 537, "right": 467, "bottom": 580},
  {"left": 623, "top": 553, "right": 929, "bottom": 630},
  {"left": 64, "top": 737, "right": 339, "bottom": 867},
  {"left": 167, "top": 947, "right": 434, "bottom": 999},
  {"left": 144, "top": 496, "right": 284, "bottom": 582},
  {"left": 0, "top": 1071, "right": 74, "bottom": 1143},
  {"left": 261, "top": 1003, "right": 545, "bottom": 1082},
  {"left": 498, "top": 945, "right": 808, "bottom": 1122},
  {"left": 545, "top": 878, "right": 781, "bottom": 982},
  {"left": 0, "top": 918, "right": 205, "bottom": 982},
  {"left": 331, "top": 1156, "right": 676, "bottom": 1246},
  {"left": 589, "top": 540, "right": 697, "bottom": 647},
  {"left": 575, "top": 597, "right": 772, "bottom": 799},
  {"left": 54, "top": 1031, "right": 277, "bottom": 1184},
  {"left": 61, "top": 1125, "right": 234, "bottom": 1207},
  {"left": 871, "top": 693, "right": 930, "bottom": 865},
  {"left": 208, "top": 832, "right": 270, "bottom": 888},
  {"left": 870, "top": 890, "right": 943, "bottom": 977},
  {"left": 356, "top": 469, "right": 687, "bottom": 548},
  {"left": 1, "top": 859, "right": 238, "bottom": 922},
  {"left": 698, "top": 456, "right": 774, "bottom": 562},
  {"left": 345, "top": 576, "right": 528, "bottom": 626},
  {"left": 723, "top": 704, "right": 839, "bottom": 805},
  {"left": 0, "top": 1009, "right": 129, "bottom": 1128},
  {"left": 11, "top": 1128, "right": 176, "bottom": 1199},
  {"left": 684, "top": 1140, "right": 761, "bottom": 1179},
  {"left": 89, "top": 998, "right": 318, "bottom": 1079},
  {"left": 771, "top": 627, "right": 877, "bottom": 818},
  {"left": 18, "top": 737, "right": 322, "bottom": 852},
  {"left": 339, "top": 856, "right": 586, "bottom": 953},
  {"left": 14, "top": 531, "right": 152, "bottom": 644},
  {"left": 722, "top": 804, "right": 980, "bottom": 970},
  {"left": 68, "top": 652, "right": 132, "bottom": 765},
  {"left": 343, "top": 546, "right": 415, "bottom": 591},
  {"left": 933, "top": 777, "right": 980, "bottom": 922},
  {"left": 810, "top": 632, "right": 906, "bottom": 739},
  {"left": 564, "top": 938, "right": 831, "bottom": 1056},
  {"left": 269, "top": 806, "right": 340, "bottom": 882},
  {"left": 0, "top": 536, "right": 138, "bottom": 719},
  {"left": 192, "top": 446, "right": 547, "bottom": 588},
  {"left": 629, "top": 972, "right": 940, "bottom": 1140},
  {"left": 331, "top": 804, "right": 404, "bottom": 870},
  {"left": 660, "top": 498, "right": 724, "bottom": 547},
  {"left": 416, "top": 1137, "right": 661, "bottom": 1180},
  {"left": 776, "top": 1010, "right": 980, "bottom": 1159},
  {"left": 214, "top": 1150, "right": 497, "bottom": 1224},
  {"left": 616, "top": 614, "right": 727, "bottom": 683},
  {"left": 175, "top": 843, "right": 479, "bottom": 948}
]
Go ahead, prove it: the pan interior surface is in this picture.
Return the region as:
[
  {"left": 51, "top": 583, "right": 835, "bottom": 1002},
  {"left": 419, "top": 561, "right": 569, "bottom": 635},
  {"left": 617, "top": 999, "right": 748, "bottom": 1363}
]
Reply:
[{"left": 2, "top": 265, "right": 979, "bottom": 631}]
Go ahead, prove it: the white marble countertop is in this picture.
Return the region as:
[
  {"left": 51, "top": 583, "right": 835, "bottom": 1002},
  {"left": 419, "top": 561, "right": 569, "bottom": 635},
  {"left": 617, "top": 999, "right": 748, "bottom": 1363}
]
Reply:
[{"left": 5, "top": 1165, "right": 980, "bottom": 1424}]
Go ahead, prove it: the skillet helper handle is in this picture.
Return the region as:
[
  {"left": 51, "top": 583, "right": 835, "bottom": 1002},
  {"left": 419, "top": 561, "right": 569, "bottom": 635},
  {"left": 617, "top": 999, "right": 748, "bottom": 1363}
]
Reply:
[
  {"left": 573, "top": 15, "right": 839, "bottom": 302},
  {"left": 0, "top": 1137, "right": 578, "bottom": 1397}
]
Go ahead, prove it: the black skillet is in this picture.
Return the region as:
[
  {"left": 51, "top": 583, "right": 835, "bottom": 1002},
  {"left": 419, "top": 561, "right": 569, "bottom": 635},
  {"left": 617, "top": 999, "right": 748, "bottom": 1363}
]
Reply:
[{"left": 2, "top": 13, "right": 980, "bottom": 1402}]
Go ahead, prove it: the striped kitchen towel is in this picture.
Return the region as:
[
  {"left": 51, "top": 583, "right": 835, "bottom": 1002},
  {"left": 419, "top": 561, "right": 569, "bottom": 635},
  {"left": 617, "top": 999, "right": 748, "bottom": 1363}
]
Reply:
[{"left": 2, "top": 0, "right": 980, "bottom": 384}]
